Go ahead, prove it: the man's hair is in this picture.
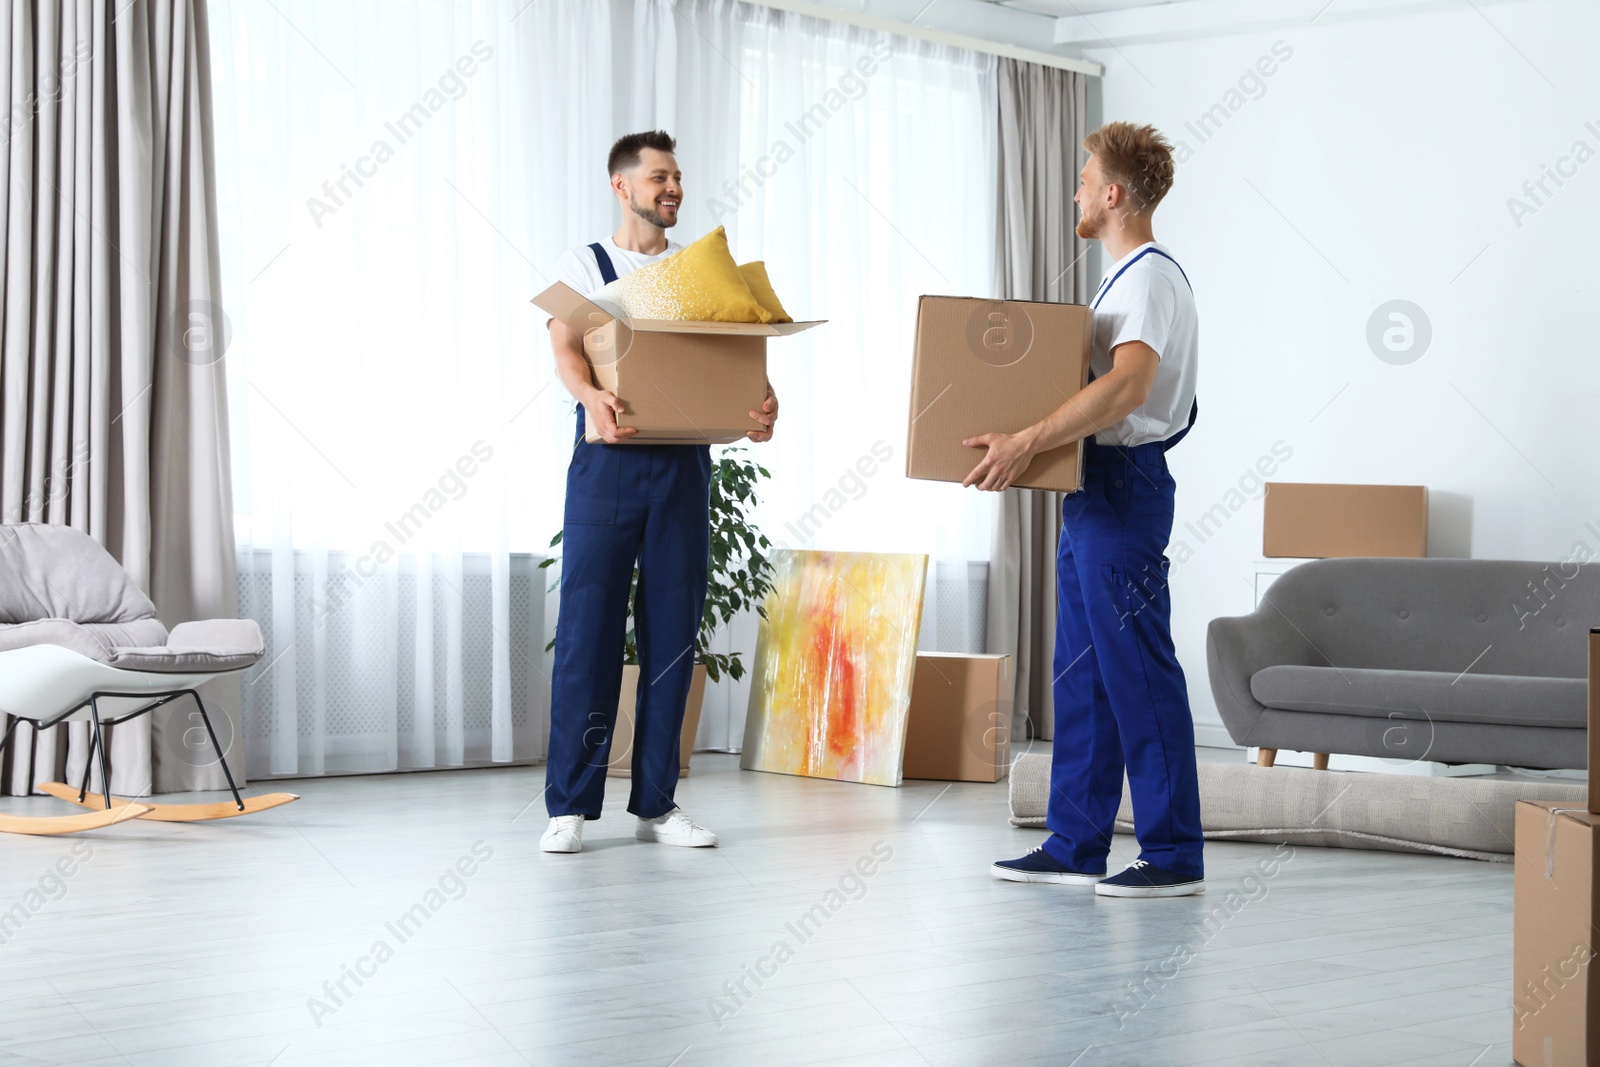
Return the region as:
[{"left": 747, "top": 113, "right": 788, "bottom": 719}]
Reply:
[
  {"left": 608, "top": 130, "right": 676, "bottom": 177},
  {"left": 1083, "top": 122, "right": 1175, "bottom": 213}
]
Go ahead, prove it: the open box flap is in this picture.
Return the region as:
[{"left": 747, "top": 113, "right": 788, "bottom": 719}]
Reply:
[
  {"left": 533, "top": 282, "right": 825, "bottom": 338},
  {"left": 627, "top": 317, "right": 827, "bottom": 337},
  {"left": 769, "top": 319, "right": 826, "bottom": 337},
  {"left": 531, "top": 282, "right": 615, "bottom": 330}
]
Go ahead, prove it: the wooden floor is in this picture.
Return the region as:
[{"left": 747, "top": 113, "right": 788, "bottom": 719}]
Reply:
[{"left": 0, "top": 752, "right": 1513, "bottom": 1066}]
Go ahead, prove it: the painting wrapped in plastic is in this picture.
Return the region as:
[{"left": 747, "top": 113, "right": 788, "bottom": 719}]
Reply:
[{"left": 740, "top": 550, "right": 928, "bottom": 787}]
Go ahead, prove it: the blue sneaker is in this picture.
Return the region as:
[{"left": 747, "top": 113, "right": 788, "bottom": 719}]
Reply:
[
  {"left": 1095, "top": 860, "right": 1205, "bottom": 898},
  {"left": 991, "top": 846, "right": 1105, "bottom": 885}
]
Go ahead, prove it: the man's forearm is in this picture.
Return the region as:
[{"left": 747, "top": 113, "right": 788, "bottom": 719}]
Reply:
[
  {"left": 1022, "top": 373, "right": 1145, "bottom": 453},
  {"left": 549, "top": 324, "right": 597, "bottom": 404}
]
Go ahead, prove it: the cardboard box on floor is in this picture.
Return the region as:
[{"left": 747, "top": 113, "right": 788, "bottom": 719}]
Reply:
[
  {"left": 605, "top": 665, "right": 707, "bottom": 779},
  {"left": 1511, "top": 629, "right": 1600, "bottom": 1067},
  {"left": 532, "top": 282, "right": 823, "bottom": 445},
  {"left": 1262, "top": 483, "right": 1428, "bottom": 558},
  {"left": 901, "top": 652, "right": 1013, "bottom": 783},
  {"left": 905, "top": 296, "right": 1093, "bottom": 493}
]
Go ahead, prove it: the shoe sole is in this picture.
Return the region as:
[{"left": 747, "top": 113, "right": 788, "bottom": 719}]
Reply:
[
  {"left": 636, "top": 831, "right": 717, "bottom": 847},
  {"left": 990, "top": 865, "right": 1104, "bottom": 886},
  {"left": 1095, "top": 881, "right": 1205, "bottom": 898},
  {"left": 540, "top": 841, "right": 581, "bottom": 853}
]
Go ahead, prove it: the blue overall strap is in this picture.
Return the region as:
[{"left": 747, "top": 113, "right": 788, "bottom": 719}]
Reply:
[
  {"left": 588, "top": 242, "right": 618, "bottom": 285},
  {"left": 1091, "top": 245, "right": 1191, "bottom": 309},
  {"left": 1161, "top": 397, "right": 1198, "bottom": 452},
  {"left": 575, "top": 243, "right": 620, "bottom": 445},
  {"left": 1088, "top": 244, "right": 1198, "bottom": 452}
]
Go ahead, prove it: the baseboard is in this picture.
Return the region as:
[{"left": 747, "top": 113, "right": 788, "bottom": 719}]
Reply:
[{"left": 1193, "top": 722, "right": 1239, "bottom": 750}]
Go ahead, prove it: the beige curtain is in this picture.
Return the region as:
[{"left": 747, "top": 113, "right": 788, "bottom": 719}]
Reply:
[
  {"left": 0, "top": 0, "right": 237, "bottom": 796},
  {"left": 987, "top": 57, "right": 1090, "bottom": 747}
]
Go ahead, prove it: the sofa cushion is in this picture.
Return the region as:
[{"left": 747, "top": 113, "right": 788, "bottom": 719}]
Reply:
[{"left": 1250, "top": 665, "right": 1585, "bottom": 729}]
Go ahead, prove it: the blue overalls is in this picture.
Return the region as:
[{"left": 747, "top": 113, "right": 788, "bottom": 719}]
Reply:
[
  {"left": 545, "top": 243, "right": 712, "bottom": 821},
  {"left": 1043, "top": 247, "right": 1205, "bottom": 879}
]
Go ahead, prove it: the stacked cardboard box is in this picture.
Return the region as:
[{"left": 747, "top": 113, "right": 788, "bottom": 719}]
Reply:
[
  {"left": 1512, "top": 629, "right": 1600, "bottom": 1066},
  {"left": 1262, "top": 483, "right": 1428, "bottom": 558},
  {"left": 901, "top": 653, "right": 1013, "bottom": 783}
]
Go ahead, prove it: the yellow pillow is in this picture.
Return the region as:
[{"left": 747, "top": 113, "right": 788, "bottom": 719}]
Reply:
[
  {"left": 738, "top": 261, "right": 794, "bottom": 324},
  {"left": 602, "top": 226, "right": 772, "bottom": 324}
]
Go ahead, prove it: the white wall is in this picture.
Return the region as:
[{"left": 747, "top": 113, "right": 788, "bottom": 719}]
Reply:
[{"left": 1082, "top": 0, "right": 1600, "bottom": 745}]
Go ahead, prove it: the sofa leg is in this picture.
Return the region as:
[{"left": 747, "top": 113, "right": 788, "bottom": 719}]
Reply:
[
  {"left": 1256, "top": 748, "right": 1277, "bottom": 768},
  {"left": 1312, "top": 753, "right": 1329, "bottom": 770}
]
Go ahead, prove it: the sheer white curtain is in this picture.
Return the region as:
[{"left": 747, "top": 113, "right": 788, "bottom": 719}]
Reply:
[{"left": 209, "top": 0, "right": 998, "bottom": 775}]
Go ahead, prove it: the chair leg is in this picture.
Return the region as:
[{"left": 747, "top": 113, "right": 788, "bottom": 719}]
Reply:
[
  {"left": 1312, "top": 753, "right": 1330, "bottom": 771},
  {"left": 87, "top": 698, "right": 113, "bottom": 811},
  {"left": 0, "top": 716, "right": 19, "bottom": 764},
  {"left": 188, "top": 691, "right": 245, "bottom": 813},
  {"left": 1256, "top": 747, "right": 1277, "bottom": 768},
  {"left": 78, "top": 729, "right": 99, "bottom": 803}
]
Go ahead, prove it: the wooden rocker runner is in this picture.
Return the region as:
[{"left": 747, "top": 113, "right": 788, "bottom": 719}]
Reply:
[{"left": 0, "top": 525, "right": 299, "bottom": 835}]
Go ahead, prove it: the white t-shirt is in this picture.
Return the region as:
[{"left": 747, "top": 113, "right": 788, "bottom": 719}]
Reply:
[
  {"left": 1088, "top": 241, "right": 1198, "bottom": 447},
  {"left": 552, "top": 236, "right": 683, "bottom": 297}
]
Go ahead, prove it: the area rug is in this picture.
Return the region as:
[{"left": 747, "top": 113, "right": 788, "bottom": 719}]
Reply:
[{"left": 1007, "top": 753, "right": 1584, "bottom": 862}]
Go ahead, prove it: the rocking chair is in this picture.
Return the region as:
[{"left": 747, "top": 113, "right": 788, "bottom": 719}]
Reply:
[{"left": 0, "top": 523, "right": 296, "bottom": 835}]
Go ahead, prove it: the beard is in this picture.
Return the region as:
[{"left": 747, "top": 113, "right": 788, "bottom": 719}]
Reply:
[
  {"left": 629, "top": 192, "right": 677, "bottom": 230},
  {"left": 1075, "top": 204, "right": 1103, "bottom": 240}
]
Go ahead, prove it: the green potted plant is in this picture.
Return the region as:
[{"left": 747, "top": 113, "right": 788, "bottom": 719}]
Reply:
[{"left": 540, "top": 446, "right": 778, "bottom": 775}]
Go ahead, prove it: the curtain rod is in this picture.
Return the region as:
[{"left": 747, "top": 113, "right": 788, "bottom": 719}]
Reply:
[{"left": 742, "top": 0, "right": 1104, "bottom": 77}]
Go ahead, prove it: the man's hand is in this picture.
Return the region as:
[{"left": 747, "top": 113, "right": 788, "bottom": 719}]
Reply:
[
  {"left": 584, "top": 389, "right": 637, "bottom": 443},
  {"left": 747, "top": 385, "right": 779, "bottom": 443},
  {"left": 962, "top": 429, "right": 1038, "bottom": 491}
]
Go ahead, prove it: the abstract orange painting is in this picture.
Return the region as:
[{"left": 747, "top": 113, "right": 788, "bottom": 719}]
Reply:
[{"left": 741, "top": 550, "right": 928, "bottom": 787}]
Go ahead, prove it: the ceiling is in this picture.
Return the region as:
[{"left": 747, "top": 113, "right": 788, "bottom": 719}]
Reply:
[{"left": 972, "top": 0, "right": 1207, "bottom": 15}]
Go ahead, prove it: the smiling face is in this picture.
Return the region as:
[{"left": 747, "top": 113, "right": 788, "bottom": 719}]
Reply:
[{"left": 618, "top": 147, "right": 682, "bottom": 229}]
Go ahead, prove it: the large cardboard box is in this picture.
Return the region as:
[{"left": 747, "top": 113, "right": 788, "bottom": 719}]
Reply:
[
  {"left": 1511, "top": 628, "right": 1600, "bottom": 1066},
  {"left": 1512, "top": 800, "right": 1600, "bottom": 1066},
  {"left": 605, "top": 664, "right": 707, "bottom": 779},
  {"left": 1591, "top": 628, "right": 1600, "bottom": 814},
  {"left": 532, "top": 282, "right": 823, "bottom": 444},
  {"left": 1262, "top": 483, "right": 1428, "bottom": 558},
  {"left": 901, "top": 652, "right": 1013, "bottom": 783},
  {"left": 905, "top": 296, "right": 1093, "bottom": 493}
]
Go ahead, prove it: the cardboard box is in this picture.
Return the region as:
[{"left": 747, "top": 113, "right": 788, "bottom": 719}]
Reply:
[
  {"left": 532, "top": 282, "right": 823, "bottom": 444},
  {"left": 1262, "top": 483, "right": 1428, "bottom": 558},
  {"left": 901, "top": 652, "right": 1013, "bottom": 783},
  {"left": 1590, "top": 628, "right": 1599, "bottom": 814},
  {"left": 1510, "top": 629, "right": 1600, "bottom": 1066},
  {"left": 1512, "top": 799, "right": 1600, "bottom": 1066},
  {"left": 905, "top": 296, "right": 1093, "bottom": 493},
  {"left": 605, "top": 664, "right": 707, "bottom": 778}
]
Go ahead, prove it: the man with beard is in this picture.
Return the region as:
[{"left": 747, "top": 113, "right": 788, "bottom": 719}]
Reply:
[
  {"left": 539, "top": 130, "right": 778, "bottom": 853},
  {"left": 967, "top": 122, "right": 1205, "bottom": 897}
]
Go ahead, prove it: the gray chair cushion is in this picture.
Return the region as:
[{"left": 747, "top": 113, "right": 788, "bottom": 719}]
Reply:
[
  {"left": 1251, "top": 664, "right": 1585, "bottom": 729},
  {"left": 0, "top": 523, "right": 157, "bottom": 624},
  {"left": 109, "top": 620, "right": 265, "bottom": 674},
  {"left": 0, "top": 525, "right": 264, "bottom": 675},
  {"left": 0, "top": 618, "right": 170, "bottom": 661}
]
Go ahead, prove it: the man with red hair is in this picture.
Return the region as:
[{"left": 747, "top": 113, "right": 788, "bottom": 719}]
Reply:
[{"left": 968, "top": 122, "right": 1205, "bottom": 898}]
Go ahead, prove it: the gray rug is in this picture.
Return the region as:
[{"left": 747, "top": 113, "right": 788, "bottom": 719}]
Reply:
[{"left": 1007, "top": 752, "right": 1585, "bottom": 862}]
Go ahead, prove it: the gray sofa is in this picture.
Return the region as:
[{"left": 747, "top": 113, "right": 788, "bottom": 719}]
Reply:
[{"left": 1207, "top": 558, "right": 1592, "bottom": 770}]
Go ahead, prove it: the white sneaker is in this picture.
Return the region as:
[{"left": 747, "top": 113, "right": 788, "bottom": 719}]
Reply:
[
  {"left": 540, "top": 815, "right": 585, "bottom": 853},
  {"left": 636, "top": 808, "right": 717, "bottom": 847}
]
